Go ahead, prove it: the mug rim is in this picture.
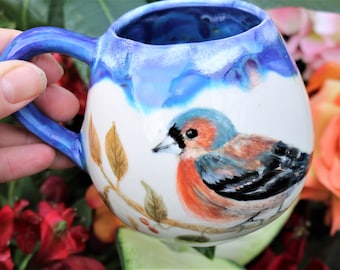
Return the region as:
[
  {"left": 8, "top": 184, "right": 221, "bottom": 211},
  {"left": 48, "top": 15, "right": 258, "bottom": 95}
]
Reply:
[{"left": 110, "top": 0, "right": 270, "bottom": 47}]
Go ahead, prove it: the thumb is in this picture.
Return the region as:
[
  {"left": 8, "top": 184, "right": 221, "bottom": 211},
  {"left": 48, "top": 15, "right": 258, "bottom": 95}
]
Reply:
[{"left": 0, "top": 60, "right": 47, "bottom": 119}]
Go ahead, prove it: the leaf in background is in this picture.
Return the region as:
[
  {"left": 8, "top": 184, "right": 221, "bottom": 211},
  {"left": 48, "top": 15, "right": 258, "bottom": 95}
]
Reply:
[
  {"left": 0, "top": 0, "right": 51, "bottom": 30},
  {"left": 0, "top": 10, "right": 16, "bottom": 28},
  {"left": 194, "top": 246, "right": 216, "bottom": 260},
  {"left": 105, "top": 121, "right": 128, "bottom": 181},
  {"left": 72, "top": 198, "right": 93, "bottom": 228},
  {"left": 64, "top": 0, "right": 147, "bottom": 37},
  {"left": 117, "top": 227, "right": 244, "bottom": 269},
  {"left": 48, "top": 0, "right": 64, "bottom": 27},
  {"left": 141, "top": 181, "right": 167, "bottom": 222}
]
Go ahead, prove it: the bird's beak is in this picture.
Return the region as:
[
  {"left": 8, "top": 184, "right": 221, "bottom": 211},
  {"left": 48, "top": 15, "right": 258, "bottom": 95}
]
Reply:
[{"left": 152, "top": 135, "right": 182, "bottom": 154}]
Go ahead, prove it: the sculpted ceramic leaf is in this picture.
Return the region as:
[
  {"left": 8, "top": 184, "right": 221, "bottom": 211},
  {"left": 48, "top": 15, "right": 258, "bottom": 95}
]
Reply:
[
  {"left": 105, "top": 122, "right": 128, "bottom": 181},
  {"left": 89, "top": 114, "right": 102, "bottom": 166},
  {"left": 141, "top": 181, "right": 168, "bottom": 222}
]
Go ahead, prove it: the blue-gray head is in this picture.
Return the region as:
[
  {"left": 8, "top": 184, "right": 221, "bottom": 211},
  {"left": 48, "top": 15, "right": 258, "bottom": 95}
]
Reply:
[{"left": 153, "top": 108, "right": 237, "bottom": 153}]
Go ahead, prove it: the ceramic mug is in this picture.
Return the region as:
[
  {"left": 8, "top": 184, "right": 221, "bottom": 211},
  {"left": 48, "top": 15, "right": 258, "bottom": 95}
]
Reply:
[{"left": 1, "top": 0, "right": 313, "bottom": 246}]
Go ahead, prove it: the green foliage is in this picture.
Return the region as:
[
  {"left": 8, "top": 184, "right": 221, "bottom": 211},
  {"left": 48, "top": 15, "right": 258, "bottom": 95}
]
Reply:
[
  {"left": 0, "top": 0, "right": 339, "bottom": 34},
  {"left": 64, "top": 0, "right": 146, "bottom": 37}
]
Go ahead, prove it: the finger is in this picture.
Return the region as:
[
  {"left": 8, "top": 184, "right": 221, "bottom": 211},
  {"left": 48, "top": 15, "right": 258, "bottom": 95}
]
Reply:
[
  {"left": 32, "top": 54, "right": 64, "bottom": 84},
  {"left": 34, "top": 84, "right": 80, "bottom": 122},
  {"left": 50, "top": 152, "right": 75, "bottom": 169},
  {"left": 0, "top": 123, "right": 75, "bottom": 169},
  {"left": 0, "top": 28, "right": 64, "bottom": 84},
  {"left": 0, "top": 28, "right": 21, "bottom": 51},
  {"left": 0, "top": 60, "right": 47, "bottom": 118},
  {"left": 0, "top": 144, "right": 55, "bottom": 182},
  {"left": 0, "top": 123, "right": 40, "bottom": 147}
]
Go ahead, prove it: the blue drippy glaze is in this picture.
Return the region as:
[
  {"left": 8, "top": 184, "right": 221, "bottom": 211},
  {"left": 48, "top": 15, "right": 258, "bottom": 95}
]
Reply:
[
  {"left": 0, "top": 0, "right": 299, "bottom": 170},
  {"left": 93, "top": 0, "right": 298, "bottom": 112}
]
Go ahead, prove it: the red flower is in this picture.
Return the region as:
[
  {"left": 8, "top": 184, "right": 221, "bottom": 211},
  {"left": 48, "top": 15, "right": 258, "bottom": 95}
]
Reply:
[
  {"left": 53, "top": 54, "right": 87, "bottom": 115},
  {"left": 13, "top": 208, "right": 41, "bottom": 254},
  {"left": 247, "top": 212, "right": 329, "bottom": 270},
  {"left": 40, "top": 175, "right": 70, "bottom": 203},
  {"left": 0, "top": 205, "right": 14, "bottom": 247},
  {"left": 34, "top": 202, "right": 88, "bottom": 263},
  {"left": 0, "top": 206, "right": 14, "bottom": 270},
  {"left": 42, "top": 256, "right": 106, "bottom": 270},
  {"left": 0, "top": 247, "right": 14, "bottom": 270}
]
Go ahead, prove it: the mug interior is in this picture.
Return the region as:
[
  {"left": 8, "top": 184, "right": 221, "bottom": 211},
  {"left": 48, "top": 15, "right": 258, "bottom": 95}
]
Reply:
[{"left": 117, "top": 6, "right": 262, "bottom": 45}]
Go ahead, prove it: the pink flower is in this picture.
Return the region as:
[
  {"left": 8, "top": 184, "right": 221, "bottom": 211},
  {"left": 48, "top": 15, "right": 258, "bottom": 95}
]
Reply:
[{"left": 268, "top": 8, "right": 340, "bottom": 79}]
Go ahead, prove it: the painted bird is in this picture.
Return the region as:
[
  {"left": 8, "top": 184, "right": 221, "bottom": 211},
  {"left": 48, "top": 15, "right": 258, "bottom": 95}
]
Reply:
[{"left": 152, "top": 108, "right": 310, "bottom": 224}]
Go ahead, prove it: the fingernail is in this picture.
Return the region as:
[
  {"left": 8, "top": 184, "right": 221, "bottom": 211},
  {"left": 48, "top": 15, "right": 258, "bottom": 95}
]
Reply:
[{"left": 1, "top": 63, "right": 47, "bottom": 104}]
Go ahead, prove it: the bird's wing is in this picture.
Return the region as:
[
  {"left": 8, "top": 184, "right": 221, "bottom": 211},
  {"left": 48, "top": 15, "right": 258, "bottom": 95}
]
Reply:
[{"left": 196, "top": 141, "right": 310, "bottom": 201}]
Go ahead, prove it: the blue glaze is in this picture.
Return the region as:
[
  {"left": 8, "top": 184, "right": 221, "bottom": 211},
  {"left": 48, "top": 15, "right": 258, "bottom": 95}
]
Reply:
[
  {"left": 15, "top": 104, "right": 85, "bottom": 169},
  {"left": 171, "top": 108, "right": 237, "bottom": 149},
  {"left": 0, "top": 0, "right": 299, "bottom": 169},
  {"left": 0, "top": 27, "right": 96, "bottom": 169},
  {"left": 94, "top": 0, "right": 297, "bottom": 111}
]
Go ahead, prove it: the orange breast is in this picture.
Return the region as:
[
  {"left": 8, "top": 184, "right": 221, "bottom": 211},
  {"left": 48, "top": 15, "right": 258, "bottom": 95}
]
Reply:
[{"left": 177, "top": 159, "right": 237, "bottom": 221}]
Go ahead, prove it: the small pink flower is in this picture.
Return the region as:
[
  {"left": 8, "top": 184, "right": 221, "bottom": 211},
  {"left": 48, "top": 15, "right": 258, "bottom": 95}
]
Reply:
[{"left": 268, "top": 8, "right": 340, "bottom": 79}]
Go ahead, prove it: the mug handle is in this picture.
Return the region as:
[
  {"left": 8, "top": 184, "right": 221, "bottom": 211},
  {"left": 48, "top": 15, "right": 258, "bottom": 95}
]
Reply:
[{"left": 0, "top": 27, "right": 97, "bottom": 170}]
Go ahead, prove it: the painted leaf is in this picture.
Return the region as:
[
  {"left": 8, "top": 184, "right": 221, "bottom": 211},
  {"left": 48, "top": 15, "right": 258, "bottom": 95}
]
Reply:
[
  {"left": 176, "top": 235, "right": 211, "bottom": 244},
  {"left": 105, "top": 122, "right": 128, "bottom": 181},
  {"left": 89, "top": 114, "right": 102, "bottom": 166},
  {"left": 141, "top": 181, "right": 168, "bottom": 222}
]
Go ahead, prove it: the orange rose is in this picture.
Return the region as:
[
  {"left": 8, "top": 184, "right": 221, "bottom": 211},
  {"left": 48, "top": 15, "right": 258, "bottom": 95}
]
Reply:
[
  {"left": 301, "top": 66, "right": 340, "bottom": 235},
  {"left": 85, "top": 185, "right": 124, "bottom": 243}
]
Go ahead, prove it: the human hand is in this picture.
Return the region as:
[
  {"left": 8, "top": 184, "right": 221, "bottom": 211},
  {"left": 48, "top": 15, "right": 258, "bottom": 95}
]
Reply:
[{"left": 0, "top": 28, "right": 80, "bottom": 182}]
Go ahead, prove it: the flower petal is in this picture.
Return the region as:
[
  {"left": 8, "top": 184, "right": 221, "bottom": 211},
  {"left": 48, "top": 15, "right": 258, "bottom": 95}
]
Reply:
[
  {"left": 330, "top": 195, "right": 340, "bottom": 235},
  {"left": 306, "top": 62, "right": 340, "bottom": 93},
  {"left": 63, "top": 256, "right": 105, "bottom": 270},
  {"left": 93, "top": 205, "right": 123, "bottom": 243},
  {"left": 0, "top": 206, "right": 14, "bottom": 247},
  {"left": 319, "top": 115, "right": 340, "bottom": 169},
  {"left": 85, "top": 185, "right": 104, "bottom": 209}
]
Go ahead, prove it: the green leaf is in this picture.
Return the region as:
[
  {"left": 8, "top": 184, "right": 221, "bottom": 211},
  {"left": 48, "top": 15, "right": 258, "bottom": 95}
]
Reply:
[
  {"left": 214, "top": 203, "right": 295, "bottom": 265},
  {"left": 194, "top": 246, "right": 216, "bottom": 260},
  {"left": 9, "top": 176, "right": 41, "bottom": 206},
  {"left": 64, "top": 0, "right": 147, "bottom": 37},
  {"left": 48, "top": 0, "right": 64, "bottom": 27},
  {"left": 117, "top": 227, "right": 244, "bottom": 270},
  {"left": 0, "top": 0, "right": 51, "bottom": 30},
  {"left": 0, "top": 9, "right": 16, "bottom": 28},
  {"left": 72, "top": 198, "right": 93, "bottom": 228}
]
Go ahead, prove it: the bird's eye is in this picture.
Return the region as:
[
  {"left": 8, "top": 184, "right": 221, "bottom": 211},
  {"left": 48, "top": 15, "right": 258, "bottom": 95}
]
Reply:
[{"left": 185, "top": 128, "right": 198, "bottom": 139}]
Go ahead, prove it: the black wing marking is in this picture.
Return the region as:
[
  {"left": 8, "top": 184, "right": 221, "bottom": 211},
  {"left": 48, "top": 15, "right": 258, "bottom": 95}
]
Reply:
[{"left": 196, "top": 141, "right": 310, "bottom": 201}]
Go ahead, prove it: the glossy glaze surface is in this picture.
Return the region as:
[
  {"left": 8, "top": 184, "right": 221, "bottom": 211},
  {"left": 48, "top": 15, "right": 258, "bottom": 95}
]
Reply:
[{"left": 1, "top": 0, "right": 313, "bottom": 245}]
